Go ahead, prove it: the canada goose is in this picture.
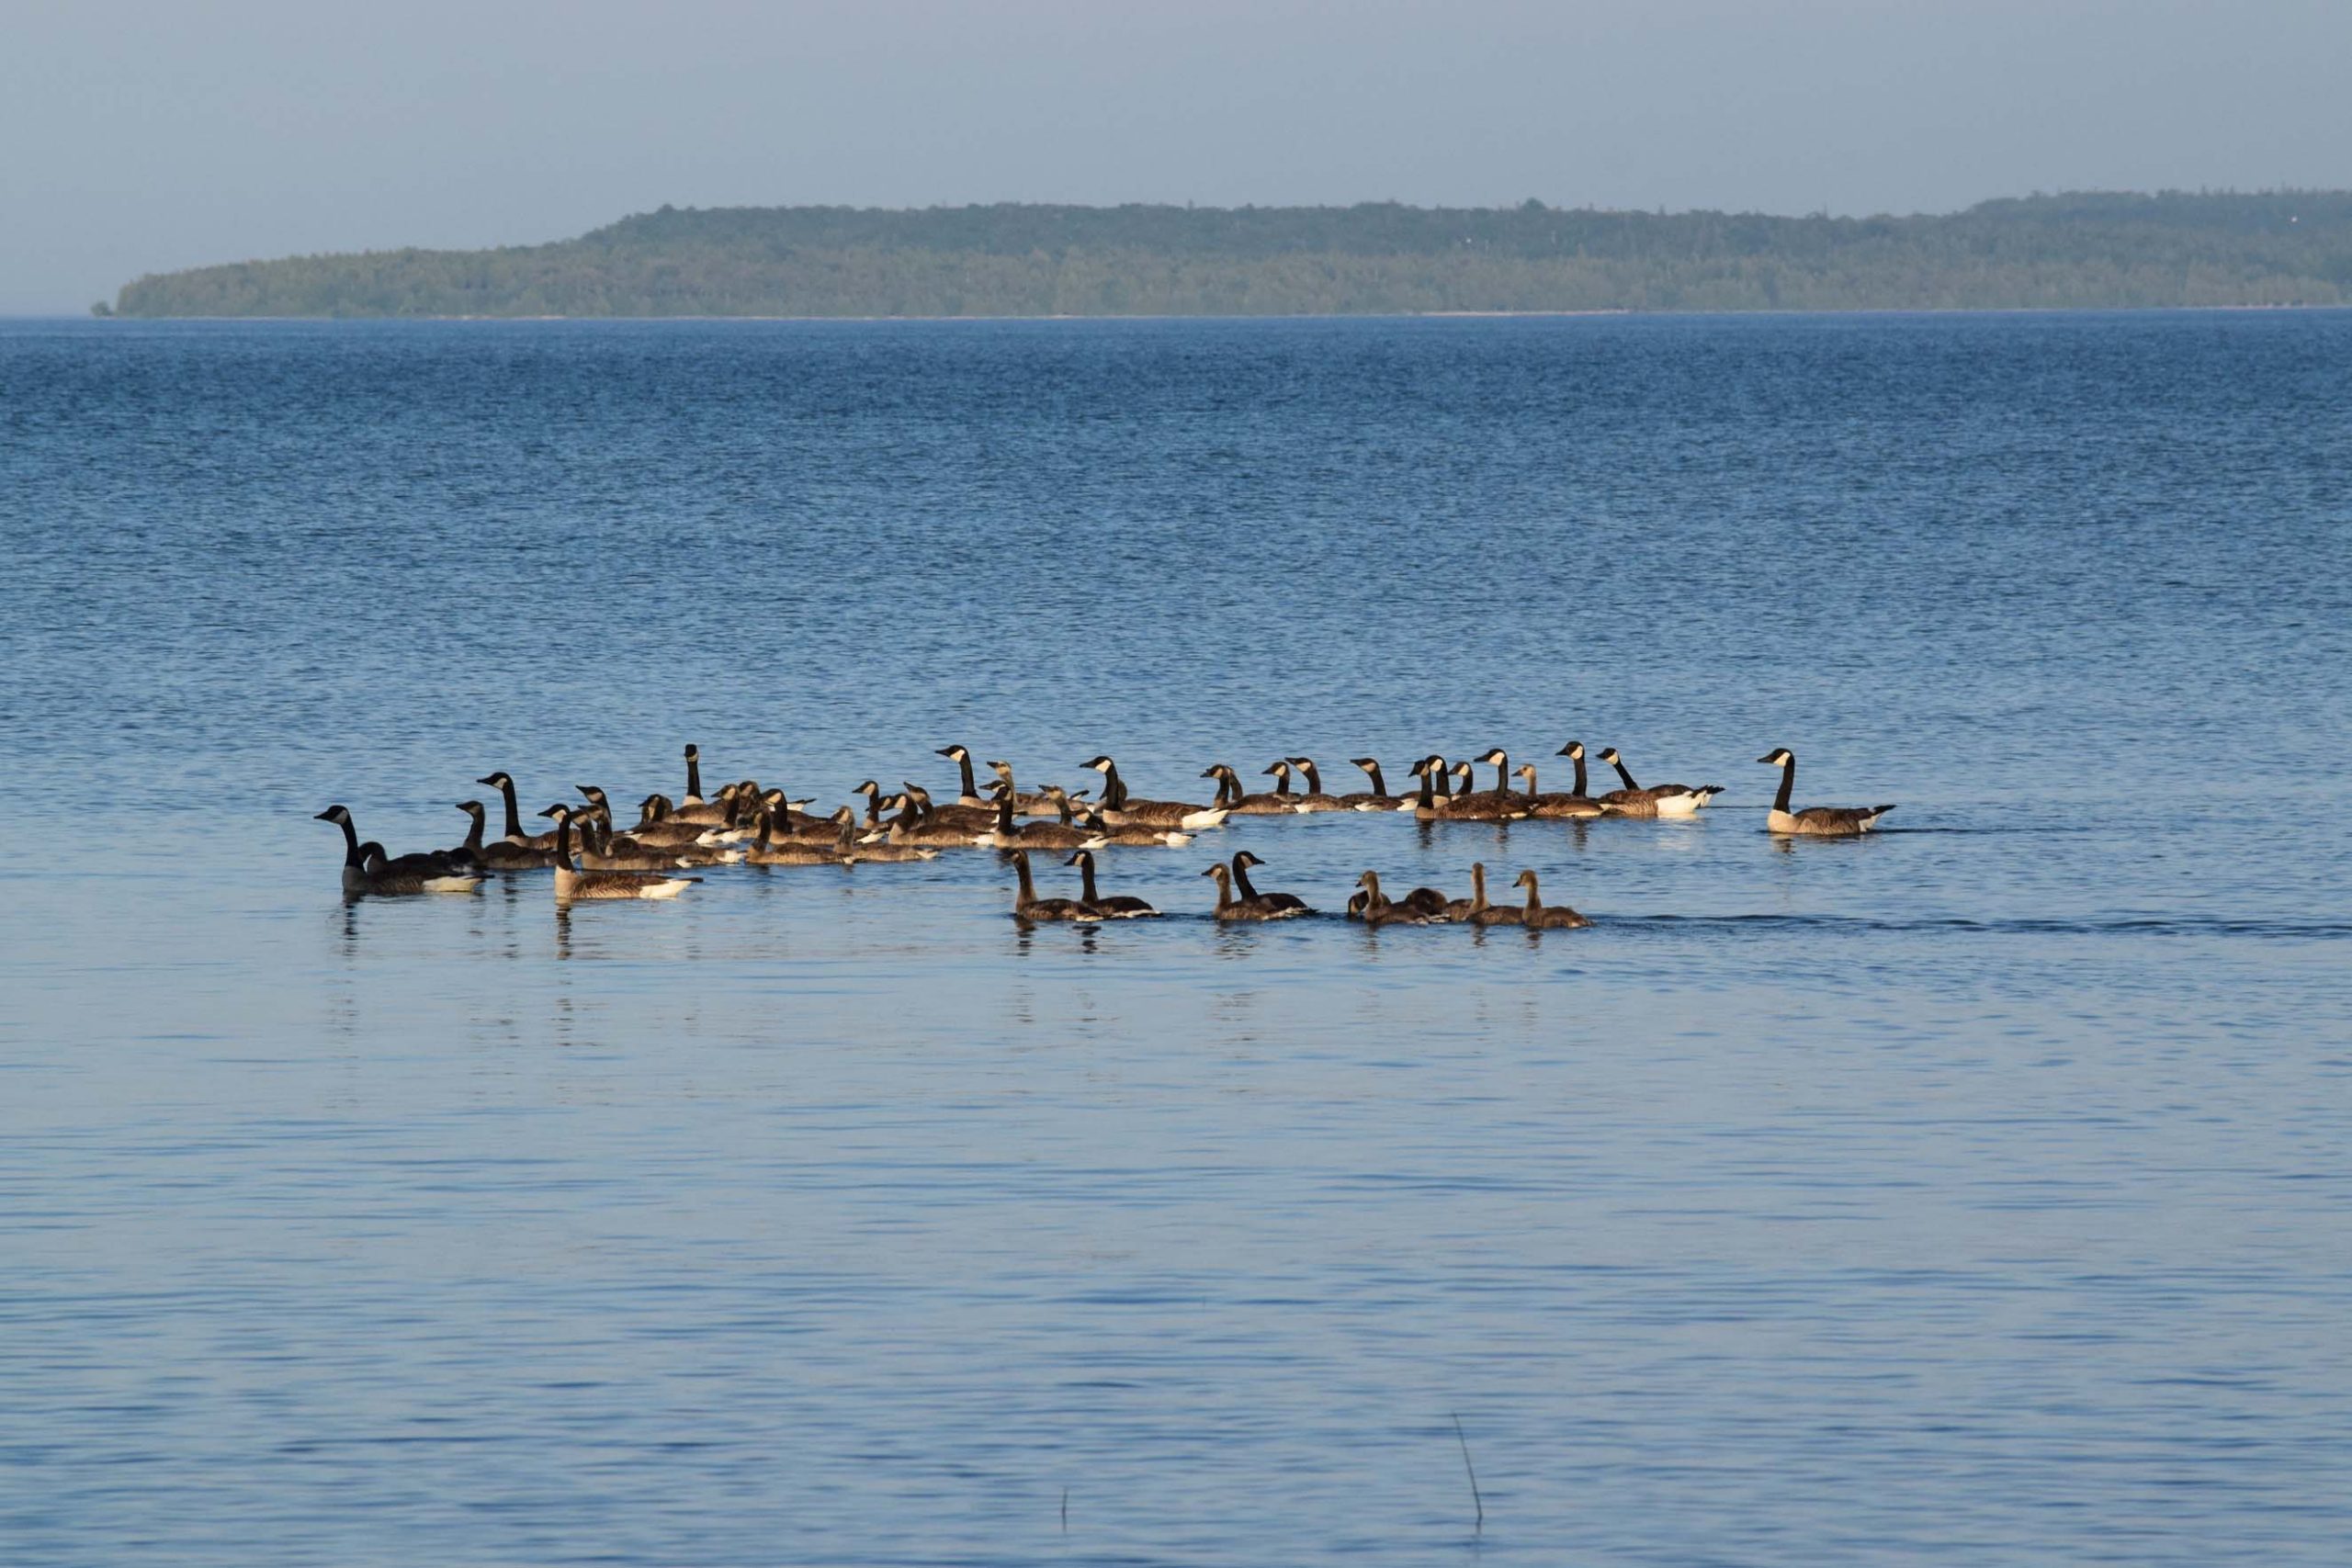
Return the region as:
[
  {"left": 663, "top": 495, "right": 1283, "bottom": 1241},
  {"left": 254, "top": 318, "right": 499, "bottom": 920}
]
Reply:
[
  {"left": 1201, "top": 862, "right": 1309, "bottom": 921},
  {"left": 1279, "top": 758, "right": 1349, "bottom": 812},
  {"left": 880, "top": 793, "right": 985, "bottom": 849},
  {"left": 477, "top": 773, "right": 558, "bottom": 850},
  {"left": 984, "top": 761, "right": 1073, "bottom": 817},
  {"left": 853, "top": 780, "right": 888, "bottom": 834},
  {"left": 1542, "top": 742, "right": 1611, "bottom": 816},
  {"left": 1410, "top": 758, "right": 1523, "bottom": 822},
  {"left": 1008, "top": 848, "right": 1098, "bottom": 922},
  {"left": 621, "top": 795, "right": 737, "bottom": 849},
  {"left": 1084, "top": 756, "right": 1228, "bottom": 830},
  {"left": 1073, "top": 804, "right": 1193, "bottom": 848},
  {"left": 316, "top": 806, "right": 484, "bottom": 895},
  {"left": 356, "top": 841, "right": 487, "bottom": 897},
  {"left": 899, "top": 782, "right": 998, "bottom": 834},
  {"left": 1512, "top": 869, "right": 1591, "bottom": 929},
  {"left": 839, "top": 813, "right": 940, "bottom": 864},
  {"left": 1230, "top": 850, "right": 1313, "bottom": 915},
  {"left": 1200, "top": 762, "right": 1294, "bottom": 816},
  {"left": 977, "top": 783, "right": 1098, "bottom": 850},
  {"left": 453, "top": 801, "right": 555, "bottom": 870},
  {"left": 1464, "top": 863, "right": 1524, "bottom": 925},
  {"left": 742, "top": 802, "right": 849, "bottom": 865},
  {"left": 1354, "top": 870, "right": 1437, "bottom": 926},
  {"left": 1442, "top": 861, "right": 1495, "bottom": 920},
  {"left": 542, "top": 804, "right": 699, "bottom": 900},
  {"left": 667, "top": 746, "right": 733, "bottom": 826},
  {"left": 571, "top": 799, "right": 696, "bottom": 872},
  {"left": 937, "top": 744, "right": 989, "bottom": 807},
  {"left": 1067, "top": 851, "right": 1159, "bottom": 918},
  {"left": 1595, "top": 748, "right": 1722, "bottom": 818},
  {"left": 1512, "top": 764, "right": 1607, "bottom": 818},
  {"left": 1758, "top": 749, "right": 1896, "bottom": 836},
  {"left": 1338, "top": 758, "right": 1413, "bottom": 811}
]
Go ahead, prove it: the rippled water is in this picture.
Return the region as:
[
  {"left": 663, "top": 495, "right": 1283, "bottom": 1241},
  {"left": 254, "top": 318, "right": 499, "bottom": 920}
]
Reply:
[{"left": 3, "top": 313, "right": 2348, "bottom": 1565}]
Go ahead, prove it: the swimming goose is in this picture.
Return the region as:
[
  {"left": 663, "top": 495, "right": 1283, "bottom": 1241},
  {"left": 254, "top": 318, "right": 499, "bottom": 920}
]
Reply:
[
  {"left": 542, "top": 804, "right": 699, "bottom": 900},
  {"left": 1201, "top": 862, "right": 1309, "bottom": 921},
  {"left": 1279, "top": 759, "right": 1350, "bottom": 812},
  {"left": 1512, "top": 764, "right": 1607, "bottom": 818},
  {"left": 1758, "top": 750, "right": 1896, "bottom": 836},
  {"left": 572, "top": 801, "right": 697, "bottom": 872},
  {"left": 667, "top": 746, "right": 734, "bottom": 826},
  {"left": 1411, "top": 759, "right": 1523, "bottom": 822},
  {"left": 1338, "top": 758, "right": 1412, "bottom": 811},
  {"left": 839, "top": 812, "right": 941, "bottom": 863},
  {"left": 1073, "top": 803, "right": 1193, "bottom": 847},
  {"left": 1542, "top": 742, "right": 1612, "bottom": 816},
  {"left": 453, "top": 801, "right": 555, "bottom": 870},
  {"left": 874, "top": 793, "right": 983, "bottom": 849},
  {"left": 1084, "top": 756, "right": 1228, "bottom": 830},
  {"left": 1008, "top": 849, "right": 1099, "bottom": 922},
  {"left": 477, "top": 773, "right": 559, "bottom": 850},
  {"left": 1067, "top": 851, "right": 1159, "bottom": 918},
  {"left": 1354, "top": 870, "right": 1438, "bottom": 926},
  {"left": 1229, "top": 850, "right": 1313, "bottom": 915},
  {"left": 984, "top": 761, "right": 1073, "bottom": 817},
  {"left": 316, "top": 806, "right": 484, "bottom": 895},
  {"left": 743, "top": 803, "right": 849, "bottom": 865},
  {"left": 899, "top": 783, "right": 998, "bottom": 834},
  {"left": 1512, "top": 870, "right": 1591, "bottom": 929},
  {"left": 1200, "top": 763, "right": 1294, "bottom": 816},
  {"left": 978, "top": 783, "right": 1096, "bottom": 850},
  {"left": 1464, "top": 863, "right": 1524, "bottom": 925},
  {"left": 937, "top": 744, "right": 989, "bottom": 807},
  {"left": 1595, "top": 748, "right": 1722, "bottom": 818}
]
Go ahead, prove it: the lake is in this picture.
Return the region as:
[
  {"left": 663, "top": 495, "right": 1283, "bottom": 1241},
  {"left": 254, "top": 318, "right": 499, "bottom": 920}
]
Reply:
[{"left": 2, "top": 311, "right": 2348, "bottom": 1565}]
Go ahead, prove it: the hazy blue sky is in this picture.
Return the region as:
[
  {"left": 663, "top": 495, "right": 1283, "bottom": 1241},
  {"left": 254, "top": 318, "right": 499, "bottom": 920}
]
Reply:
[{"left": 5, "top": 0, "right": 2348, "bottom": 312}]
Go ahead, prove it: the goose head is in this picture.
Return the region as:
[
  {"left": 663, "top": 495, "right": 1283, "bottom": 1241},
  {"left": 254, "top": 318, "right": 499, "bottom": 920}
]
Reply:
[
  {"left": 456, "top": 800, "right": 486, "bottom": 821},
  {"left": 1063, "top": 850, "right": 1094, "bottom": 870},
  {"left": 1555, "top": 741, "right": 1583, "bottom": 761},
  {"left": 1758, "top": 748, "right": 1794, "bottom": 766},
  {"left": 476, "top": 772, "right": 514, "bottom": 790},
  {"left": 313, "top": 805, "right": 353, "bottom": 826},
  {"left": 937, "top": 744, "right": 968, "bottom": 761},
  {"left": 1234, "top": 850, "right": 1269, "bottom": 870},
  {"left": 1350, "top": 757, "right": 1382, "bottom": 775},
  {"left": 575, "top": 784, "right": 609, "bottom": 807},
  {"left": 1597, "top": 748, "right": 1623, "bottom": 766},
  {"left": 538, "top": 804, "right": 573, "bottom": 824},
  {"left": 1477, "top": 748, "right": 1509, "bottom": 767}
]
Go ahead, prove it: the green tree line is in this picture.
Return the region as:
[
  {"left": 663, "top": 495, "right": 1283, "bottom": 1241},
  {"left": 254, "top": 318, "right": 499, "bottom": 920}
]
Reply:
[{"left": 111, "top": 192, "right": 2352, "bottom": 318}]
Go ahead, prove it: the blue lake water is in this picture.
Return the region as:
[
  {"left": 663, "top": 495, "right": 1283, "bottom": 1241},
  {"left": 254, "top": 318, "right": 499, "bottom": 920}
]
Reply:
[{"left": 2, "top": 311, "right": 2348, "bottom": 1565}]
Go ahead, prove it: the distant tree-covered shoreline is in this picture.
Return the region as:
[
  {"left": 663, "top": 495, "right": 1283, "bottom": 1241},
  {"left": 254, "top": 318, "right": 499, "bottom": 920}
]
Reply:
[{"left": 110, "top": 192, "right": 2352, "bottom": 318}]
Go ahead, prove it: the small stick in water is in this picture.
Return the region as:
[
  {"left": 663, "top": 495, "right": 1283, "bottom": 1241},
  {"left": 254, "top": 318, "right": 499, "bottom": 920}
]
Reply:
[
  {"left": 1060, "top": 1486, "right": 1069, "bottom": 1532},
  {"left": 1452, "top": 1412, "right": 1484, "bottom": 1534}
]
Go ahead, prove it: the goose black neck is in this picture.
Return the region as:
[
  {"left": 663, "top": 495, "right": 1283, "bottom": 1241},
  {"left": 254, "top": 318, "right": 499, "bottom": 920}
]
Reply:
[
  {"left": 1365, "top": 763, "right": 1389, "bottom": 796},
  {"left": 554, "top": 814, "right": 575, "bottom": 872},
  {"left": 334, "top": 814, "right": 362, "bottom": 867},
  {"left": 996, "top": 790, "right": 1016, "bottom": 833},
  {"left": 1077, "top": 854, "right": 1101, "bottom": 903},
  {"left": 1297, "top": 761, "right": 1323, "bottom": 794},
  {"left": 496, "top": 779, "right": 524, "bottom": 841},
  {"left": 1611, "top": 759, "right": 1640, "bottom": 790},
  {"left": 1271, "top": 765, "right": 1293, "bottom": 797},
  {"left": 1102, "top": 763, "right": 1127, "bottom": 810},
  {"left": 461, "top": 807, "right": 485, "bottom": 854},
  {"left": 684, "top": 749, "right": 703, "bottom": 800},
  {"left": 1432, "top": 763, "right": 1451, "bottom": 799},
  {"left": 1490, "top": 756, "right": 1510, "bottom": 793},
  {"left": 1416, "top": 769, "right": 1435, "bottom": 809},
  {"left": 1774, "top": 756, "right": 1796, "bottom": 814},
  {"left": 955, "top": 751, "right": 978, "bottom": 799},
  {"left": 1572, "top": 753, "right": 1588, "bottom": 795},
  {"left": 1232, "top": 855, "right": 1262, "bottom": 901}
]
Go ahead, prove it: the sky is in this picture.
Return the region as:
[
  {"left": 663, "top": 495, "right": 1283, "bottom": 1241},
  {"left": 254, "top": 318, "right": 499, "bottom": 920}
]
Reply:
[{"left": 4, "top": 0, "right": 2349, "bottom": 313}]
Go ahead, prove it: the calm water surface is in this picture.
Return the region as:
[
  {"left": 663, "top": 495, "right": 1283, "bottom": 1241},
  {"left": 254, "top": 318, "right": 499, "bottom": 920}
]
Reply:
[{"left": 2, "top": 313, "right": 2348, "bottom": 1565}]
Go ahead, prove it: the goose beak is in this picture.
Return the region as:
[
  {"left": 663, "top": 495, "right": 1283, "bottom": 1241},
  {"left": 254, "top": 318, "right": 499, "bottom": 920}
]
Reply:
[
  {"left": 1756, "top": 753, "right": 1777, "bottom": 764},
  {"left": 312, "top": 807, "right": 339, "bottom": 821},
  {"left": 935, "top": 747, "right": 956, "bottom": 758}
]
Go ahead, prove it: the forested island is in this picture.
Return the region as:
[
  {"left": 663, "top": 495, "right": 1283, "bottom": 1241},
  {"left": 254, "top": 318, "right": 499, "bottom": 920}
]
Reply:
[{"left": 107, "top": 191, "right": 2352, "bottom": 318}]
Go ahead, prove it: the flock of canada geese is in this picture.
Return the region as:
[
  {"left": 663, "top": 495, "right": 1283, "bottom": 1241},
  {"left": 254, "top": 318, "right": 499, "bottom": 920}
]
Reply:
[{"left": 316, "top": 740, "right": 1895, "bottom": 928}]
